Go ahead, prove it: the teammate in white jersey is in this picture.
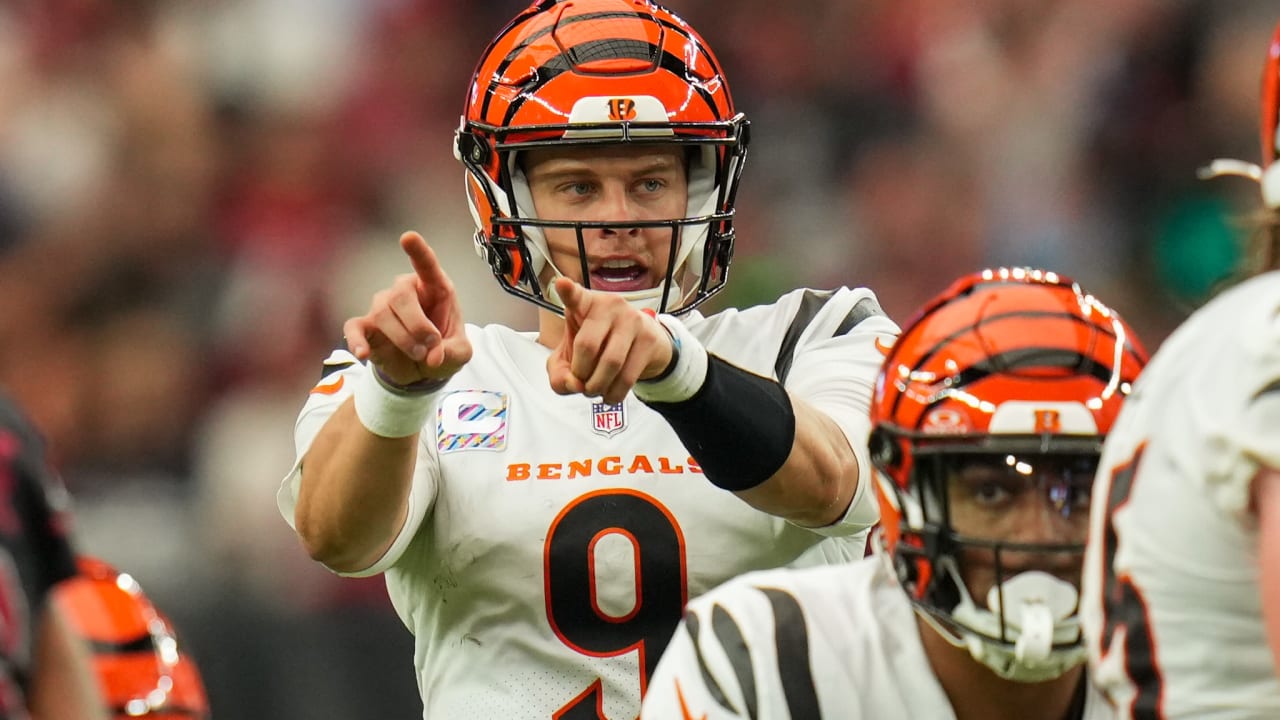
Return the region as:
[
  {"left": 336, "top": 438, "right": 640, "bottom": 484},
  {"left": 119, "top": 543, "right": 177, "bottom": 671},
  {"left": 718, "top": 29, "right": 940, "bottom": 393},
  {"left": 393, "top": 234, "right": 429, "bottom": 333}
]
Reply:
[
  {"left": 275, "top": 1, "right": 895, "bottom": 717},
  {"left": 642, "top": 268, "right": 1148, "bottom": 720},
  {"left": 1080, "top": 20, "right": 1280, "bottom": 720}
]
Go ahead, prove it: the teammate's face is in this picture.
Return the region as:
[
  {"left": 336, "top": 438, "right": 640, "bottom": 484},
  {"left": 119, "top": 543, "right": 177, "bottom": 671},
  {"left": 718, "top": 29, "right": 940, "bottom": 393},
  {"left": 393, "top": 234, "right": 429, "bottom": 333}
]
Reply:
[
  {"left": 523, "top": 144, "right": 688, "bottom": 293},
  {"left": 944, "top": 453, "right": 1097, "bottom": 600}
]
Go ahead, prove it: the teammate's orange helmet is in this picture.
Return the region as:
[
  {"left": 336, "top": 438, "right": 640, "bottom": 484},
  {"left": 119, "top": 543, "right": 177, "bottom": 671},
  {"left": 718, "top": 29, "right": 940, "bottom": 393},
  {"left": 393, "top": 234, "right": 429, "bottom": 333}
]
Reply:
[
  {"left": 868, "top": 268, "right": 1147, "bottom": 678},
  {"left": 54, "top": 557, "right": 210, "bottom": 719},
  {"left": 455, "top": 0, "right": 749, "bottom": 315}
]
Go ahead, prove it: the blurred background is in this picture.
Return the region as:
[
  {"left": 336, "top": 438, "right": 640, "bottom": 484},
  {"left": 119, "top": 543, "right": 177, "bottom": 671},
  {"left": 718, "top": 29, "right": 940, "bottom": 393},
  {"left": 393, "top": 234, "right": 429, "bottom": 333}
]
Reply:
[{"left": 0, "top": 0, "right": 1274, "bottom": 716}]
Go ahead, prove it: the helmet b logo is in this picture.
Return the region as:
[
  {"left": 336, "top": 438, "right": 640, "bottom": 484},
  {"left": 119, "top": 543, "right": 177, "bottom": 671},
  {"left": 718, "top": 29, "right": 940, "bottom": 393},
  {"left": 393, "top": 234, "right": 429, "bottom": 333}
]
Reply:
[
  {"left": 607, "top": 98, "right": 637, "bottom": 121},
  {"left": 1033, "top": 409, "right": 1061, "bottom": 434}
]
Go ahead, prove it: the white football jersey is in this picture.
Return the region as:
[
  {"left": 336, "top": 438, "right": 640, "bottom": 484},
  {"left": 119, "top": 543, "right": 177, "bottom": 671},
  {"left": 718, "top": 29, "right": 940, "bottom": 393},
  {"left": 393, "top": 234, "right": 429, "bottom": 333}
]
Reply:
[
  {"left": 1081, "top": 271, "right": 1280, "bottom": 718},
  {"left": 278, "top": 287, "right": 897, "bottom": 719},
  {"left": 641, "top": 556, "right": 1114, "bottom": 720}
]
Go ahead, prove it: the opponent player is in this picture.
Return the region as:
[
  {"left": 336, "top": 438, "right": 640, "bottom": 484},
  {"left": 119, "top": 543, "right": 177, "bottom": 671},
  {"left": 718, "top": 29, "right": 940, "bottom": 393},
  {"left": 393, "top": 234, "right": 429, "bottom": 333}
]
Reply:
[
  {"left": 641, "top": 268, "right": 1147, "bottom": 719},
  {"left": 0, "top": 393, "right": 106, "bottom": 719},
  {"left": 1080, "top": 19, "right": 1280, "bottom": 718},
  {"left": 276, "top": 1, "right": 895, "bottom": 717}
]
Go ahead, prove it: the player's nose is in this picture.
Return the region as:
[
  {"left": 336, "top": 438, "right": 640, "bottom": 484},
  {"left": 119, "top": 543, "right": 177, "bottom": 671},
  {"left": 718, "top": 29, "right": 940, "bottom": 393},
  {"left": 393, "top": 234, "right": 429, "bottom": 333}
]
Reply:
[{"left": 591, "top": 183, "right": 644, "bottom": 232}]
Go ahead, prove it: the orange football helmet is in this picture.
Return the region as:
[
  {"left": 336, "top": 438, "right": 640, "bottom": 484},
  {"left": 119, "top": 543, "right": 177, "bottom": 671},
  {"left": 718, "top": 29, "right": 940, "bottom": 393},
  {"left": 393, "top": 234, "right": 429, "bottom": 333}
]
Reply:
[
  {"left": 455, "top": 0, "right": 749, "bottom": 315},
  {"left": 54, "top": 557, "right": 210, "bottom": 719},
  {"left": 868, "top": 268, "right": 1148, "bottom": 680}
]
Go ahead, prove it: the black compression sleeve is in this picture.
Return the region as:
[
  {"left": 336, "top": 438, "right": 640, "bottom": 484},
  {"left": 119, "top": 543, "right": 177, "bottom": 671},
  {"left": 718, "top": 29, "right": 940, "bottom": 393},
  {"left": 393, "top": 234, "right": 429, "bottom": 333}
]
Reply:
[{"left": 641, "top": 356, "right": 796, "bottom": 491}]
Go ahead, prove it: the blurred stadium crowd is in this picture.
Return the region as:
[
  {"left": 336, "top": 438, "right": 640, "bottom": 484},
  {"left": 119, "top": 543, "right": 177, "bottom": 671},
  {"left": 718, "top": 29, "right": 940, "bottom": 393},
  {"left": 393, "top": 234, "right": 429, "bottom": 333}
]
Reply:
[{"left": 0, "top": 0, "right": 1273, "bottom": 717}]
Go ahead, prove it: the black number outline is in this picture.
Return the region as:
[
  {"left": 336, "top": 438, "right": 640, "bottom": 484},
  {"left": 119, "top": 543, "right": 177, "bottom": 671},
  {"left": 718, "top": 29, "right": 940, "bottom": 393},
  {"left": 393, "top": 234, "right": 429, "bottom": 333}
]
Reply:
[
  {"left": 545, "top": 489, "right": 688, "bottom": 719},
  {"left": 1096, "top": 443, "right": 1165, "bottom": 718}
]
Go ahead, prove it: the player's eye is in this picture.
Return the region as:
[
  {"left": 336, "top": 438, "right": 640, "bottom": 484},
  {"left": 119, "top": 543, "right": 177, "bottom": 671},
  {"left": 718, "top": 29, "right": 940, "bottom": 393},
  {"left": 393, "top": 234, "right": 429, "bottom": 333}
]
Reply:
[{"left": 971, "top": 479, "right": 1014, "bottom": 506}]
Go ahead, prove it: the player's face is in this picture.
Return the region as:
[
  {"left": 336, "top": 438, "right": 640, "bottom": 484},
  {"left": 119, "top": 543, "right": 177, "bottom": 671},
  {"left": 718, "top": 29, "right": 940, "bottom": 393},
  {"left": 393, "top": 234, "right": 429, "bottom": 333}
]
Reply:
[
  {"left": 944, "top": 453, "right": 1097, "bottom": 601},
  {"left": 523, "top": 144, "right": 689, "bottom": 293}
]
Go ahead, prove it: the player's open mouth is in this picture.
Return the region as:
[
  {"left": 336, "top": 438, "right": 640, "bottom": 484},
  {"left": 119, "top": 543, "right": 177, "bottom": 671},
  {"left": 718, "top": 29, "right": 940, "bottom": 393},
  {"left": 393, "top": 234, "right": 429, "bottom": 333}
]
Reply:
[{"left": 589, "top": 258, "right": 652, "bottom": 292}]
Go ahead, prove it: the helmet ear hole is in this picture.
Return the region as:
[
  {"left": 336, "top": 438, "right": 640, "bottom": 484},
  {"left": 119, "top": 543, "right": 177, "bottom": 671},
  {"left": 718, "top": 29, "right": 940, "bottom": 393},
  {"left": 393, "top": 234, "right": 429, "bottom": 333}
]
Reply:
[
  {"left": 488, "top": 245, "right": 512, "bottom": 276},
  {"left": 893, "top": 550, "right": 918, "bottom": 587},
  {"left": 869, "top": 428, "right": 901, "bottom": 470},
  {"left": 456, "top": 130, "right": 489, "bottom": 166}
]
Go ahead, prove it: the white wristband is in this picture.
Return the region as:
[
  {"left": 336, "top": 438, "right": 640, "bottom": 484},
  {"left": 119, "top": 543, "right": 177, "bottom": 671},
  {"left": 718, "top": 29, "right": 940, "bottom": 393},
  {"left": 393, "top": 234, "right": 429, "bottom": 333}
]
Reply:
[
  {"left": 353, "top": 366, "right": 442, "bottom": 438},
  {"left": 633, "top": 314, "right": 709, "bottom": 404}
]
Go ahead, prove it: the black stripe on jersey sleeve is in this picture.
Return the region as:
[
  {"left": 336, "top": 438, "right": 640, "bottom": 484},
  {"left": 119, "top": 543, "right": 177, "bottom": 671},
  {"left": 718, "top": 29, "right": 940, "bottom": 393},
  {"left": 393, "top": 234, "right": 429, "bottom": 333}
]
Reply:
[
  {"left": 760, "top": 588, "right": 821, "bottom": 720},
  {"left": 1253, "top": 377, "right": 1280, "bottom": 401},
  {"left": 712, "top": 603, "right": 760, "bottom": 720},
  {"left": 684, "top": 610, "right": 740, "bottom": 715},
  {"left": 775, "top": 290, "right": 833, "bottom": 383},
  {"left": 834, "top": 296, "right": 886, "bottom": 337},
  {"left": 320, "top": 336, "right": 355, "bottom": 379},
  {"left": 775, "top": 292, "right": 887, "bottom": 383}
]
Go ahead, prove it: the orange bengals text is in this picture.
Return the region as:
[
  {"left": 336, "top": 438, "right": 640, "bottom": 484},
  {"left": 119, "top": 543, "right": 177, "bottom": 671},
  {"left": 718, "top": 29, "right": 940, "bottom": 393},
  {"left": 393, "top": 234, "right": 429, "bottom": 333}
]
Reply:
[{"left": 506, "top": 455, "right": 702, "bottom": 481}]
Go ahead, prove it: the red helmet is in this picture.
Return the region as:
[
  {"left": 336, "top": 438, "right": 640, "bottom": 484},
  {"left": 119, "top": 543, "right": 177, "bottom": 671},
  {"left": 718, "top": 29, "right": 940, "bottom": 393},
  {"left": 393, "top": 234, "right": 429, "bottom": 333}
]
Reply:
[
  {"left": 868, "top": 268, "right": 1148, "bottom": 680},
  {"left": 455, "top": 0, "right": 749, "bottom": 315},
  {"left": 54, "top": 557, "right": 210, "bottom": 719}
]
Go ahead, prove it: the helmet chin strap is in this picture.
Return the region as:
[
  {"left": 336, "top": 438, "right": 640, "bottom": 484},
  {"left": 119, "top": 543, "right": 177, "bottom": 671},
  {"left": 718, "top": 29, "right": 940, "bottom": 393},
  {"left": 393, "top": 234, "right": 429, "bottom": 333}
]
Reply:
[{"left": 935, "top": 560, "right": 1086, "bottom": 682}]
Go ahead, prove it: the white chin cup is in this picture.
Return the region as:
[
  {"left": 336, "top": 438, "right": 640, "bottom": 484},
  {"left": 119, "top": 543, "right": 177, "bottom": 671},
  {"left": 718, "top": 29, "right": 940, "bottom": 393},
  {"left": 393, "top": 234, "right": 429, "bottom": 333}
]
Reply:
[
  {"left": 950, "top": 570, "right": 1085, "bottom": 682},
  {"left": 544, "top": 276, "right": 682, "bottom": 314},
  {"left": 989, "top": 571, "right": 1076, "bottom": 664}
]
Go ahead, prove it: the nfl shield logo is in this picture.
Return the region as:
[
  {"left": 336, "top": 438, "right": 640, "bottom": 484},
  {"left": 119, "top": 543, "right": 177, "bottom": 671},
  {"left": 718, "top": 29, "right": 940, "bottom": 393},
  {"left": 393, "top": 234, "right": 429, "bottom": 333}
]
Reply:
[{"left": 591, "top": 401, "right": 626, "bottom": 437}]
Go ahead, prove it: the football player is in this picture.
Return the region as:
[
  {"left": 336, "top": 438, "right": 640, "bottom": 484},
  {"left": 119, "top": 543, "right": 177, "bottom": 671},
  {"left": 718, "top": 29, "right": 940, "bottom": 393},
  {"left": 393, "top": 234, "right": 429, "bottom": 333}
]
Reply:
[
  {"left": 641, "top": 268, "right": 1147, "bottom": 719},
  {"left": 1079, "top": 19, "right": 1280, "bottom": 719},
  {"left": 0, "top": 393, "right": 106, "bottom": 719},
  {"left": 276, "top": 0, "right": 896, "bottom": 717},
  {"left": 54, "top": 556, "right": 211, "bottom": 719}
]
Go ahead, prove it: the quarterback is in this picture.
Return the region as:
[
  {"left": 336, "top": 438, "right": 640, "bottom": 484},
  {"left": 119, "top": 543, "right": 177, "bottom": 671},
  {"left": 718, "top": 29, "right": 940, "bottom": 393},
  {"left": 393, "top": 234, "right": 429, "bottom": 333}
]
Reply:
[
  {"left": 642, "top": 269, "right": 1147, "bottom": 720},
  {"left": 1080, "top": 19, "right": 1280, "bottom": 719},
  {"left": 276, "top": 1, "right": 894, "bottom": 718}
]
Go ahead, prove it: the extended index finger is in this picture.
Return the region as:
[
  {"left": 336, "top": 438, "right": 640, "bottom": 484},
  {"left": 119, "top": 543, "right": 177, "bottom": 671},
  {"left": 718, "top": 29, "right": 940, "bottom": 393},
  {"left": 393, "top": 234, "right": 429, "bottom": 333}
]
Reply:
[
  {"left": 400, "top": 231, "right": 450, "bottom": 289},
  {"left": 554, "top": 277, "right": 587, "bottom": 335}
]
